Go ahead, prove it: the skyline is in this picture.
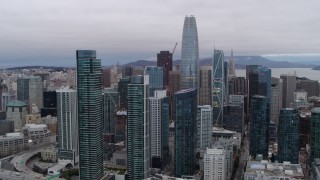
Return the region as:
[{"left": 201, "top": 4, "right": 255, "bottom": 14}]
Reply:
[{"left": 1, "top": 0, "right": 320, "bottom": 67}]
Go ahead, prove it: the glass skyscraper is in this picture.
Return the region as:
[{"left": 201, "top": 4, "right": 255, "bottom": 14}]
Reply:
[
  {"left": 76, "top": 50, "right": 103, "bottom": 180},
  {"left": 175, "top": 88, "right": 197, "bottom": 177},
  {"left": 157, "top": 51, "right": 173, "bottom": 87},
  {"left": 144, "top": 66, "right": 164, "bottom": 97},
  {"left": 310, "top": 108, "right": 320, "bottom": 162},
  {"left": 180, "top": 15, "right": 199, "bottom": 89},
  {"left": 127, "top": 75, "right": 150, "bottom": 179},
  {"left": 249, "top": 95, "right": 269, "bottom": 159},
  {"left": 212, "top": 49, "right": 225, "bottom": 126},
  {"left": 278, "top": 108, "right": 299, "bottom": 163},
  {"left": 102, "top": 87, "right": 119, "bottom": 134}
]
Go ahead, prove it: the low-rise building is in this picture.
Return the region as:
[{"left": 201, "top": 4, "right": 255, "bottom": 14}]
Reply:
[
  {"left": 244, "top": 160, "right": 304, "bottom": 180},
  {"left": 0, "top": 132, "right": 25, "bottom": 158},
  {"left": 41, "top": 147, "right": 58, "bottom": 162},
  {"left": 22, "top": 124, "right": 52, "bottom": 149},
  {"left": 25, "top": 113, "right": 41, "bottom": 124}
]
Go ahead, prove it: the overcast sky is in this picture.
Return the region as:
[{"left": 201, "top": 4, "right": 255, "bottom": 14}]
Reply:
[{"left": 0, "top": 0, "right": 319, "bottom": 67}]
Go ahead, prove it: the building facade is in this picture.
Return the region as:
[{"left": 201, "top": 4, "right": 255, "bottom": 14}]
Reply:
[
  {"left": 56, "top": 87, "right": 78, "bottom": 164},
  {"left": 175, "top": 88, "right": 197, "bottom": 177},
  {"left": 197, "top": 105, "right": 212, "bottom": 150},
  {"left": 199, "top": 66, "right": 212, "bottom": 106},
  {"left": 145, "top": 66, "right": 164, "bottom": 97},
  {"left": 212, "top": 49, "right": 225, "bottom": 127},
  {"left": 127, "top": 75, "right": 150, "bottom": 179},
  {"left": 249, "top": 95, "right": 269, "bottom": 158},
  {"left": 29, "top": 76, "right": 43, "bottom": 112},
  {"left": 6, "top": 100, "right": 28, "bottom": 130},
  {"left": 149, "top": 90, "right": 169, "bottom": 169},
  {"left": 280, "top": 74, "right": 296, "bottom": 108},
  {"left": 203, "top": 148, "right": 227, "bottom": 180},
  {"left": 180, "top": 16, "right": 199, "bottom": 89},
  {"left": 278, "top": 108, "right": 299, "bottom": 163},
  {"left": 102, "top": 87, "right": 119, "bottom": 134},
  {"left": 76, "top": 50, "right": 103, "bottom": 180},
  {"left": 311, "top": 108, "right": 320, "bottom": 162},
  {"left": 157, "top": 51, "right": 173, "bottom": 87}
]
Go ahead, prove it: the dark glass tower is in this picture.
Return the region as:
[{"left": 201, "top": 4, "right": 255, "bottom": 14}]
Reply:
[
  {"left": 157, "top": 51, "right": 173, "bottom": 87},
  {"left": 180, "top": 15, "right": 199, "bottom": 89},
  {"left": 212, "top": 49, "right": 225, "bottom": 126},
  {"left": 118, "top": 77, "right": 130, "bottom": 109},
  {"left": 144, "top": 66, "right": 164, "bottom": 97},
  {"left": 102, "top": 88, "right": 119, "bottom": 134},
  {"left": 127, "top": 75, "right": 150, "bottom": 179},
  {"left": 310, "top": 108, "right": 320, "bottom": 162},
  {"left": 17, "top": 77, "right": 29, "bottom": 104},
  {"left": 249, "top": 95, "right": 269, "bottom": 159},
  {"left": 175, "top": 88, "right": 197, "bottom": 177},
  {"left": 278, "top": 108, "right": 299, "bottom": 163},
  {"left": 76, "top": 50, "right": 103, "bottom": 180}
]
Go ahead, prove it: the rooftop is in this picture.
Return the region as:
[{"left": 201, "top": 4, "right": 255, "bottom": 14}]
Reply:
[
  {"left": 245, "top": 160, "right": 304, "bottom": 178},
  {"left": 175, "top": 88, "right": 197, "bottom": 95}
]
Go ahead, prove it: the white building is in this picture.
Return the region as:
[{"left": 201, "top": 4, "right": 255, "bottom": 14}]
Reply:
[
  {"left": 204, "top": 148, "right": 227, "bottom": 180},
  {"left": 0, "top": 132, "right": 25, "bottom": 158},
  {"left": 56, "top": 87, "right": 78, "bottom": 164},
  {"left": 22, "top": 124, "right": 52, "bottom": 149},
  {"left": 6, "top": 100, "right": 28, "bottom": 130},
  {"left": 149, "top": 90, "right": 169, "bottom": 168},
  {"left": 244, "top": 160, "right": 304, "bottom": 180},
  {"left": 197, "top": 105, "right": 212, "bottom": 150}
]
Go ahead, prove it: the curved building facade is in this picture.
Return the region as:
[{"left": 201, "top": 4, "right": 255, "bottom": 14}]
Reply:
[{"left": 180, "top": 15, "right": 199, "bottom": 89}]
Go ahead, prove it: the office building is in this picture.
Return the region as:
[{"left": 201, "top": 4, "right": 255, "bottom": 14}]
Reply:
[
  {"left": 223, "top": 104, "right": 244, "bottom": 134},
  {"left": 212, "top": 49, "right": 225, "bottom": 126},
  {"left": 270, "top": 77, "right": 283, "bottom": 125},
  {"left": 297, "top": 79, "right": 319, "bottom": 98},
  {"left": 56, "top": 87, "right": 78, "bottom": 164},
  {"left": 168, "top": 70, "right": 180, "bottom": 120},
  {"left": 17, "top": 77, "right": 29, "bottom": 104},
  {"left": 22, "top": 124, "right": 52, "bottom": 149},
  {"left": 157, "top": 51, "right": 173, "bottom": 87},
  {"left": 229, "top": 77, "right": 248, "bottom": 95},
  {"left": 6, "top": 100, "right": 28, "bottom": 130},
  {"left": 29, "top": 76, "right": 43, "bottom": 112},
  {"left": 102, "top": 87, "right": 119, "bottom": 134},
  {"left": 175, "top": 88, "right": 197, "bottom": 177},
  {"left": 145, "top": 66, "right": 164, "bottom": 97},
  {"left": 0, "top": 132, "right": 25, "bottom": 158},
  {"left": 199, "top": 66, "right": 212, "bottom": 106},
  {"left": 299, "top": 111, "right": 311, "bottom": 148},
  {"left": 127, "top": 75, "right": 150, "bottom": 179},
  {"left": 197, "top": 105, "right": 212, "bottom": 150},
  {"left": 311, "top": 108, "right": 320, "bottom": 162},
  {"left": 102, "top": 68, "right": 112, "bottom": 88},
  {"left": 76, "top": 50, "right": 103, "bottom": 180},
  {"left": 250, "top": 95, "right": 269, "bottom": 158},
  {"left": 41, "top": 91, "right": 57, "bottom": 117},
  {"left": 180, "top": 15, "right": 199, "bottom": 89},
  {"left": 115, "top": 110, "right": 126, "bottom": 143},
  {"left": 118, "top": 77, "right": 130, "bottom": 109},
  {"left": 0, "top": 120, "right": 14, "bottom": 135},
  {"left": 228, "top": 49, "right": 235, "bottom": 78},
  {"left": 149, "top": 90, "right": 169, "bottom": 169},
  {"left": 277, "top": 108, "right": 299, "bottom": 163},
  {"left": 203, "top": 148, "right": 227, "bottom": 180},
  {"left": 280, "top": 74, "right": 296, "bottom": 108},
  {"left": 246, "top": 65, "right": 271, "bottom": 123}
]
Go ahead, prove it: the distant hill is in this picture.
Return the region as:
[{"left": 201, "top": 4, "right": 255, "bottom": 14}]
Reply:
[{"left": 122, "top": 56, "right": 313, "bottom": 69}]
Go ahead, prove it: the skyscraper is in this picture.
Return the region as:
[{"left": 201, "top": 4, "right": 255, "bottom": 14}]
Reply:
[
  {"left": 199, "top": 66, "right": 212, "bottom": 106},
  {"left": 157, "top": 51, "right": 173, "bottom": 87},
  {"left": 249, "top": 95, "right": 269, "bottom": 158},
  {"left": 246, "top": 65, "right": 271, "bottom": 122},
  {"left": 212, "top": 49, "right": 225, "bottom": 126},
  {"left": 29, "top": 76, "right": 43, "bottom": 112},
  {"left": 127, "top": 75, "right": 150, "bottom": 179},
  {"left": 197, "top": 105, "right": 212, "bottom": 150},
  {"left": 76, "top": 50, "right": 103, "bottom": 180},
  {"left": 280, "top": 74, "right": 296, "bottom": 108},
  {"left": 118, "top": 77, "right": 130, "bottom": 109},
  {"left": 17, "top": 77, "right": 29, "bottom": 104},
  {"left": 228, "top": 49, "right": 236, "bottom": 78},
  {"left": 278, "top": 108, "right": 299, "bottom": 163},
  {"left": 56, "top": 87, "right": 78, "bottom": 164},
  {"left": 180, "top": 15, "right": 199, "bottom": 89},
  {"left": 204, "top": 148, "right": 227, "bottom": 180},
  {"left": 102, "top": 87, "right": 119, "bottom": 134},
  {"left": 149, "top": 90, "right": 169, "bottom": 169},
  {"left": 168, "top": 70, "right": 180, "bottom": 120},
  {"left": 175, "top": 88, "right": 197, "bottom": 177},
  {"left": 144, "top": 66, "right": 164, "bottom": 97},
  {"left": 310, "top": 108, "right": 320, "bottom": 162},
  {"left": 270, "top": 77, "right": 283, "bottom": 125}
]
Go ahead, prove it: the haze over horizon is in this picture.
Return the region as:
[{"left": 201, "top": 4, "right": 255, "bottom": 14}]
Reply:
[{"left": 1, "top": 0, "right": 319, "bottom": 67}]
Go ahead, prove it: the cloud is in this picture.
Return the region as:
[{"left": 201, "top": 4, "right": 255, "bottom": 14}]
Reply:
[{"left": 0, "top": 0, "right": 319, "bottom": 67}]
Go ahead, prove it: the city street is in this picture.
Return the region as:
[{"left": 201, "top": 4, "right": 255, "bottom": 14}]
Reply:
[{"left": 234, "top": 127, "right": 250, "bottom": 180}]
